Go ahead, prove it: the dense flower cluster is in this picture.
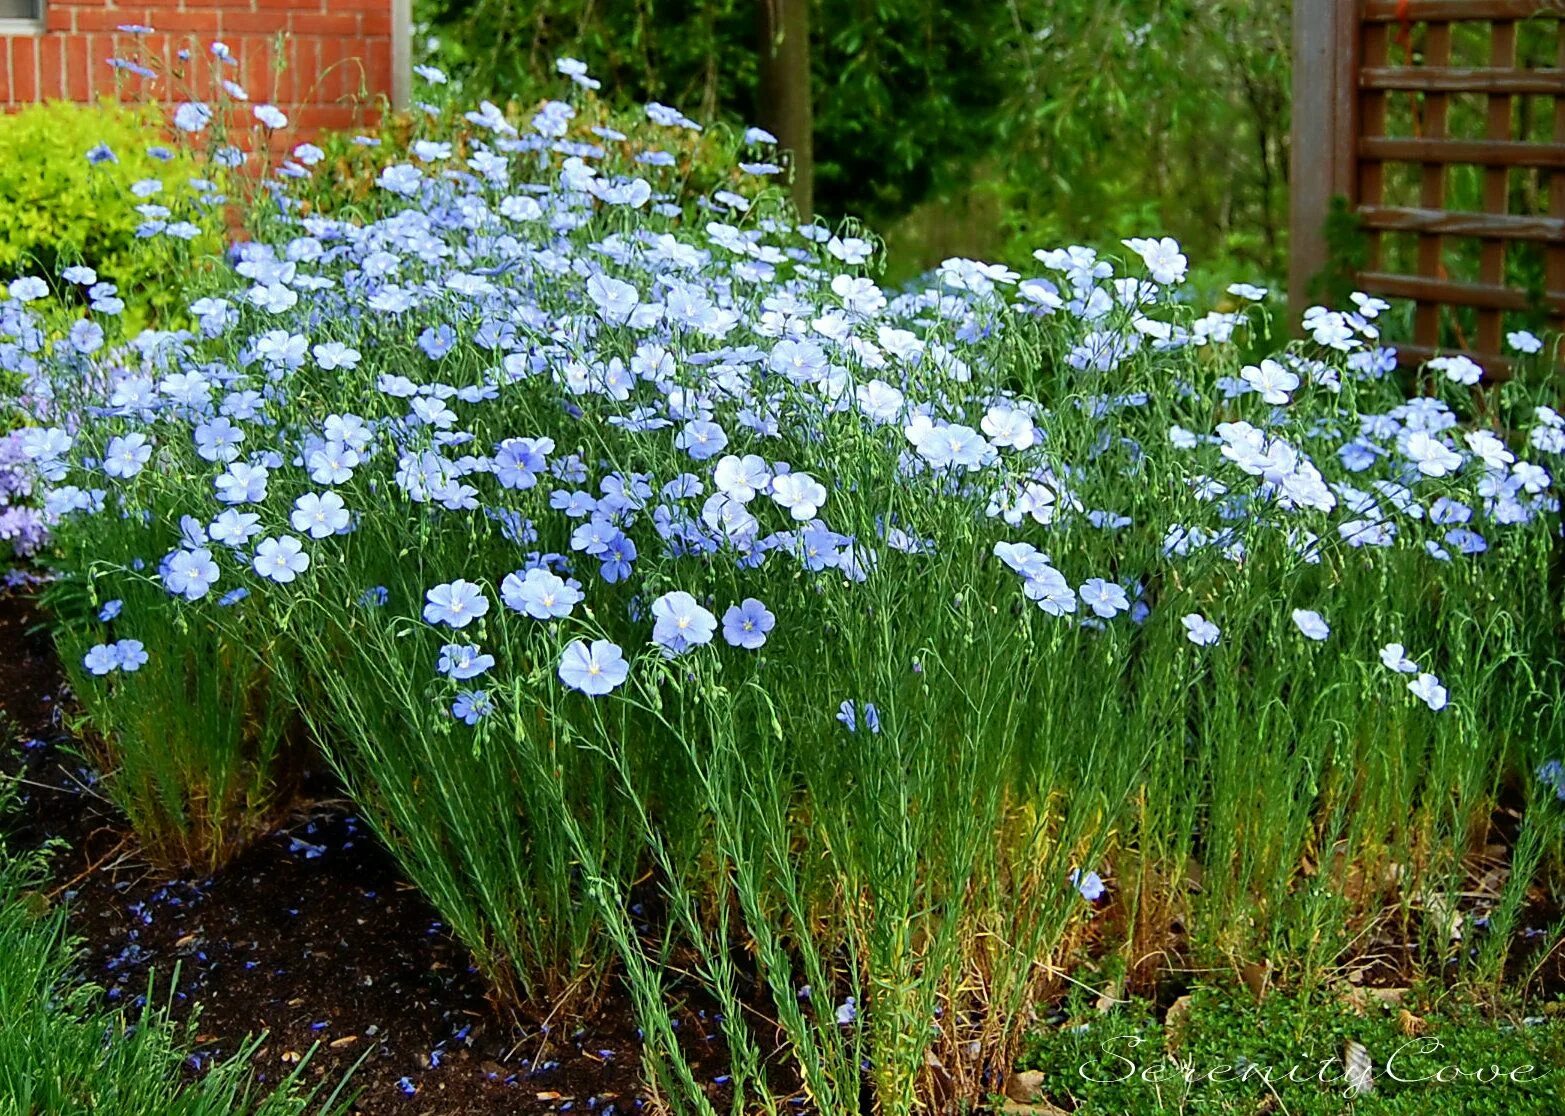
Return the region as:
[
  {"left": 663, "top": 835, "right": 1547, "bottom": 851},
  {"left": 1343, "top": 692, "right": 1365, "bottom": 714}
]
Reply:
[{"left": 13, "top": 123, "right": 1560, "bottom": 714}]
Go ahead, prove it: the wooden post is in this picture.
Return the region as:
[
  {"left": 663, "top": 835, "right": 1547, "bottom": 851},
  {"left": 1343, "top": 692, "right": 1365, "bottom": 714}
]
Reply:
[{"left": 1290, "top": 0, "right": 1360, "bottom": 314}]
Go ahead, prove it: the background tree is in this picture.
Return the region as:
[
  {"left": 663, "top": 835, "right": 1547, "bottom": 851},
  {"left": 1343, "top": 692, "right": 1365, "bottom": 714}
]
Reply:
[
  {"left": 413, "top": 0, "right": 1290, "bottom": 289},
  {"left": 756, "top": 0, "right": 813, "bottom": 217}
]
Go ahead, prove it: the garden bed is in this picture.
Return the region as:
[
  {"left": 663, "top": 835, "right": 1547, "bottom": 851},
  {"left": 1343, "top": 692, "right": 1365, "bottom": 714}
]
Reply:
[{"left": 0, "top": 588, "right": 730, "bottom": 1114}]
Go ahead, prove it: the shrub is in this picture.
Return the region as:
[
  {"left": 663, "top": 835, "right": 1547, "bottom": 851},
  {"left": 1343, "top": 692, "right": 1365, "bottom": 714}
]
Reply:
[
  {"left": 12, "top": 60, "right": 1565, "bottom": 1114},
  {"left": 0, "top": 100, "right": 224, "bottom": 333}
]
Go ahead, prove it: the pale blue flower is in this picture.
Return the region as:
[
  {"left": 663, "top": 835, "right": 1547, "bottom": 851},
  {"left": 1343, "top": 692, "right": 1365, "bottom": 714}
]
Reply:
[
  {"left": 423, "top": 579, "right": 489, "bottom": 628},
  {"left": 558, "top": 639, "right": 629, "bottom": 696},
  {"left": 501, "top": 567, "right": 581, "bottom": 620},
  {"left": 1182, "top": 613, "right": 1219, "bottom": 646},
  {"left": 290, "top": 491, "right": 351, "bottom": 538},
  {"left": 438, "top": 643, "right": 495, "bottom": 681},
  {"left": 162, "top": 547, "right": 220, "bottom": 600},
  {"left": 253, "top": 535, "right": 310, "bottom": 583},
  {"left": 1408, "top": 672, "right": 1448, "bottom": 711},
  {"left": 1070, "top": 868, "right": 1106, "bottom": 902},
  {"left": 1291, "top": 608, "right": 1330, "bottom": 642},
  {"left": 115, "top": 639, "right": 148, "bottom": 671},
  {"left": 651, "top": 591, "right": 717, "bottom": 656},
  {"left": 83, "top": 644, "right": 120, "bottom": 675}
]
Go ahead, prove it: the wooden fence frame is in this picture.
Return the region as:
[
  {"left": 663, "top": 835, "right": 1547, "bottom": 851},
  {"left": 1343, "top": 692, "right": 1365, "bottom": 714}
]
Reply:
[{"left": 1290, "top": 0, "right": 1565, "bottom": 376}]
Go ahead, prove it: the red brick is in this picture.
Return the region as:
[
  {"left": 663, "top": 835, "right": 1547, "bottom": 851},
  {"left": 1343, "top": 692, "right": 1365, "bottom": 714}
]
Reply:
[
  {"left": 65, "top": 35, "right": 90, "bottom": 101},
  {"left": 292, "top": 103, "right": 358, "bottom": 129},
  {"left": 74, "top": 9, "right": 153, "bottom": 32},
  {"left": 291, "top": 37, "right": 320, "bottom": 102},
  {"left": 39, "top": 36, "right": 64, "bottom": 100},
  {"left": 1, "top": 39, "right": 11, "bottom": 104},
  {"left": 311, "top": 35, "right": 344, "bottom": 99},
  {"left": 153, "top": 10, "right": 222, "bottom": 32},
  {"left": 364, "top": 37, "right": 388, "bottom": 89},
  {"left": 221, "top": 11, "right": 282, "bottom": 34},
  {"left": 45, "top": 7, "right": 73, "bottom": 32},
  {"left": 11, "top": 38, "right": 36, "bottom": 102},
  {"left": 289, "top": 12, "right": 356, "bottom": 36},
  {"left": 241, "top": 37, "right": 273, "bottom": 99}
]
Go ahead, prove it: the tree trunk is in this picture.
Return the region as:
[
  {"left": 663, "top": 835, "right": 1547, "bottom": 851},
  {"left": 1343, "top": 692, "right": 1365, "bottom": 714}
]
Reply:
[{"left": 757, "top": 0, "right": 814, "bottom": 219}]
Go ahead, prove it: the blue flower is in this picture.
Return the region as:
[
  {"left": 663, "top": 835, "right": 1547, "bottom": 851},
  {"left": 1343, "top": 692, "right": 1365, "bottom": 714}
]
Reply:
[
  {"left": 558, "top": 639, "right": 629, "bottom": 696},
  {"left": 83, "top": 643, "right": 120, "bottom": 675},
  {"left": 290, "top": 492, "right": 352, "bottom": 538},
  {"left": 1539, "top": 760, "right": 1565, "bottom": 802},
  {"left": 438, "top": 644, "right": 495, "bottom": 681},
  {"left": 423, "top": 580, "right": 489, "bottom": 628},
  {"left": 115, "top": 639, "right": 148, "bottom": 672},
  {"left": 500, "top": 567, "right": 581, "bottom": 620},
  {"left": 721, "top": 598, "right": 774, "bottom": 650},
  {"left": 162, "top": 547, "right": 220, "bottom": 601},
  {"left": 451, "top": 689, "right": 494, "bottom": 725},
  {"left": 1182, "top": 613, "right": 1220, "bottom": 647},
  {"left": 98, "top": 599, "right": 123, "bottom": 622},
  {"left": 173, "top": 102, "right": 213, "bottom": 133},
  {"left": 1078, "top": 578, "right": 1130, "bottom": 619},
  {"left": 1070, "top": 868, "right": 1106, "bottom": 902},
  {"left": 651, "top": 591, "right": 717, "bottom": 656},
  {"left": 836, "top": 701, "right": 881, "bottom": 734},
  {"left": 1291, "top": 608, "right": 1330, "bottom": 642},
  {"left": 102, "top": 433, "right": 152, "bottom": 479},
  {"left": 252, "top": 535, "right": 310, "bottom": 583}
]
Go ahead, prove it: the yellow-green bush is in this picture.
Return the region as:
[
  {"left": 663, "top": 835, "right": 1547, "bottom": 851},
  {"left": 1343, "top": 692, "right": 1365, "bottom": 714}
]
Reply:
[{"left": 0, "top": 100, "right": 222, "bottom": 331}]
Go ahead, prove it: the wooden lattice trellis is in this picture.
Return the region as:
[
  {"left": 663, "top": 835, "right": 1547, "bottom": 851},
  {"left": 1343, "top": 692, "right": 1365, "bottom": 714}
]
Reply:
[{"left": 1291, "top": 0, "right": 1565, "bottom": 376}]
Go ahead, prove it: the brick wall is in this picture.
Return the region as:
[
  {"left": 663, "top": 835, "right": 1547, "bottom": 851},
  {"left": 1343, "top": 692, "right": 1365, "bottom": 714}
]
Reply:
[{"left": 0, "top": 0, "right": 402, "bottom": 134}]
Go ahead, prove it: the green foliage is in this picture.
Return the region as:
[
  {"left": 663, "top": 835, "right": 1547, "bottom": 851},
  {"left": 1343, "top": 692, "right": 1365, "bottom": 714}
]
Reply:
[
  {"left": 414, "top": 0, "right": 1287, "bottom": 288},
  {"left": 414, "top": 0, "right": 1013, "bottom": 225},
  {"left": 0, "top": 781, "right": 354, "bottom": 1115},
  {"left": 0, "top": 101, "right": 223, "bottom": 332},
  {"left": 1017, "top": 985, "right": 1565, "bottom": 1114}
]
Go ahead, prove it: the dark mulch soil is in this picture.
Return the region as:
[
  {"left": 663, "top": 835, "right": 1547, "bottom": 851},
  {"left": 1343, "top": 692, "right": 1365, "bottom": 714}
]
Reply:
[{"left": 0, "top": 588, "right": 728, "bottom": 1114}]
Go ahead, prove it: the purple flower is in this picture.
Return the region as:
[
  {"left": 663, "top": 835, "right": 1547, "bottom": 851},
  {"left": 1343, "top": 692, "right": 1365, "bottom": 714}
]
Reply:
[{"left": 721, "top": 598, "right": 775, "bottom": 650}]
